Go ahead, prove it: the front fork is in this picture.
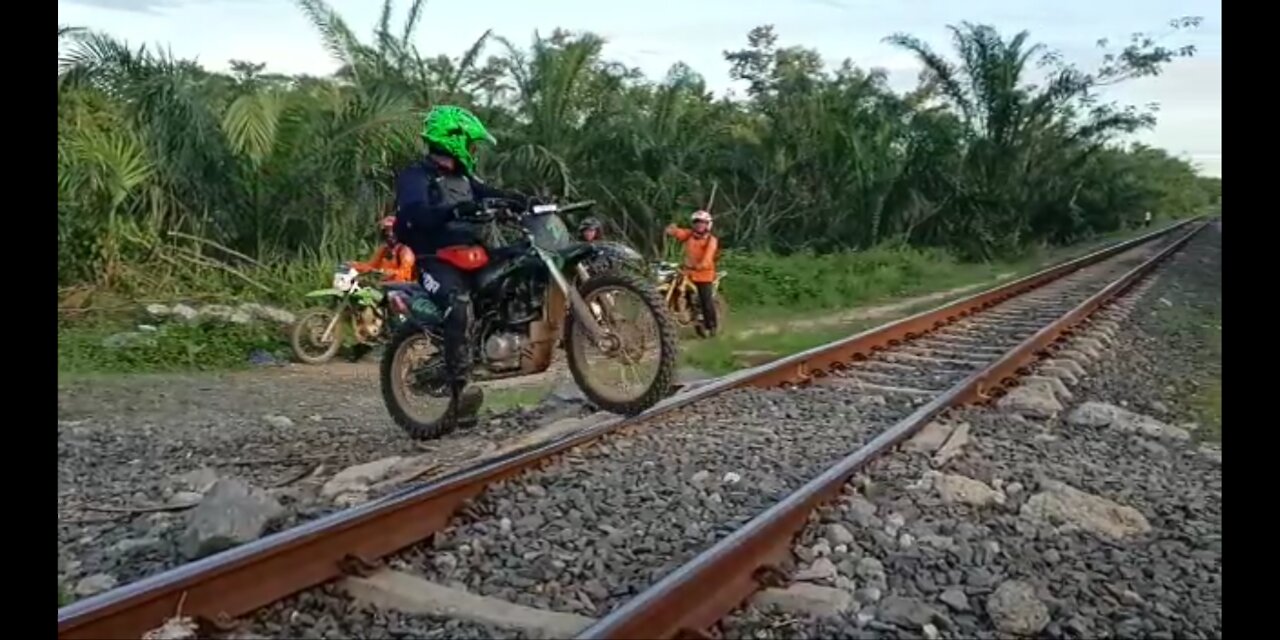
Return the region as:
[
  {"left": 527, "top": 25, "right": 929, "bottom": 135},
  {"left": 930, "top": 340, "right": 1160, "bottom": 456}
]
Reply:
[
  {"left": 542, "top": 251, "right": 614, "bottom": 349},
  {"left": 320, "top": 295, "right": 350, "bottom": 343}
]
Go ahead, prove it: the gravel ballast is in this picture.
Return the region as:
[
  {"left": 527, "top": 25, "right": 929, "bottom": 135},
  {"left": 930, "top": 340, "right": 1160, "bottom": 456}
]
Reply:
[
  {"left": 58, "top": 362, "right": 588, "bottom": 592},
  {"left": 231, "top": 233, "right": 1192, "bottom": 637},
  {"left": 724, "top": 222, "right": 1221, "bottom": 639}
]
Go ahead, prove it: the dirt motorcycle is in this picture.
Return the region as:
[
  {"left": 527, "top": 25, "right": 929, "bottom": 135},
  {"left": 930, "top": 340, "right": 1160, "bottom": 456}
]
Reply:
[
  {"left": 380, "top": 198, "right": 677, "bottom": 440},
  {"left": 290, "top": 264, "right": 404, "bottom": 364},
  {"left": 653, "top": 261, "right": 728, "bottom": 338}
]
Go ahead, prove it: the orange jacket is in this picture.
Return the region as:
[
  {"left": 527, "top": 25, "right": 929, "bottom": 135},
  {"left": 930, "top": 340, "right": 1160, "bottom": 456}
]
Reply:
[
  {"left": 665, "top": 224, "right": 719, "bottom": 283},
  {"left": 353, "top": 243, "right": 416, "bottom": 283}
]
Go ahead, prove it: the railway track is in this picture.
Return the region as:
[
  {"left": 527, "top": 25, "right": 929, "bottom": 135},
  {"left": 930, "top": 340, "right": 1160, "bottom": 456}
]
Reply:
[{"left": 58, "top": 218, "right": 1207, "bottom": 640}]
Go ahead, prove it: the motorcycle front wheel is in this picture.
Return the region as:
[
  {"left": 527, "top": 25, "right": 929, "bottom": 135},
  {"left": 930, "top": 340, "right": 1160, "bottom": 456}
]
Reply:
[
  {"left": 379, "top": 328, "right": 482, "bottom": 440},
  {"left": 290, "top": 308, "right": 345, "bottom": 364},
  {"left": 565, "top": 272, "right": 677, "bottom": 415}
]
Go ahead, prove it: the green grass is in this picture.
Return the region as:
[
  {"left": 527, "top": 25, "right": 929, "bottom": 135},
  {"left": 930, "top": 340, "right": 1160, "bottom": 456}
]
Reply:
[
  {"left": 58, "top": 319, "right": 291, "bottom": 375},
  {"left": 479, "top": 385, "right": 555, "bottom": 414}
]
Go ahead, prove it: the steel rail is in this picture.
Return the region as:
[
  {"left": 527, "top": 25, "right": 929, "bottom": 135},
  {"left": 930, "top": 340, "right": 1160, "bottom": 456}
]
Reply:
[
  {"left": 57, "top": 218, "right": 1199, "bottom": 640},
  {"left": 578, "top": 220, "right": 1209, "bottom": 640}
]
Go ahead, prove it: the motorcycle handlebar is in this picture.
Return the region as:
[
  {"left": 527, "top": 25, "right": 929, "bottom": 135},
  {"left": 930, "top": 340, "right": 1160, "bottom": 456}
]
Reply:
[{"left": 477, "top": 198, "right": 598, "bottom": 219}]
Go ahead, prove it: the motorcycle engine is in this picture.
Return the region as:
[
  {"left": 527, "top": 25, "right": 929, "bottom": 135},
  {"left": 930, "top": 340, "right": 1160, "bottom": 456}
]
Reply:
[
  {"left": 482, "top": 332, "right": 527, "bottom": 370},
  {"left": 355, "top": 307, "right": 382, "bottom": 342}
]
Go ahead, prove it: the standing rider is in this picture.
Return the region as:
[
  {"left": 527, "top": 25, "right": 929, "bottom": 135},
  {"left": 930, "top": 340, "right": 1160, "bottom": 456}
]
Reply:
[
  {"left": 665, "top": 210, "right": 720, "bottom": 336},
  {"left": 392, "top": 105, "right": 530, "bottom": 415}
]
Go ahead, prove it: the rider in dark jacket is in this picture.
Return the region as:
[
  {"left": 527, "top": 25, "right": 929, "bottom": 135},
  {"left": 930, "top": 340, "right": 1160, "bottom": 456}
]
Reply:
[{"left": 393, "top": 105, "right": 528, "bottom": 411}]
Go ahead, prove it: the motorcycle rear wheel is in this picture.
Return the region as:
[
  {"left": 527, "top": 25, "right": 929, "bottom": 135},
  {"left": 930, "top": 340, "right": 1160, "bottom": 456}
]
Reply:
[{"left": 380, "top": 328, "right": 482, "bottom": 440}]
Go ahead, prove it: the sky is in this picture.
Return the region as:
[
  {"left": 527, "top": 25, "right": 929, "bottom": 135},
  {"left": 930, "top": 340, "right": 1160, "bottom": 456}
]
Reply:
[{"left": 60, "top": 0, "right": 1222, "bottom": 177}]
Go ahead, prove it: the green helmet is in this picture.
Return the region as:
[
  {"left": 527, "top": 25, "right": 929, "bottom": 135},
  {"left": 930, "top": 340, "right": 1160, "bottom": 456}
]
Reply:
[{"left": 420, "top": 105, "right": 496, "bottom": 175}]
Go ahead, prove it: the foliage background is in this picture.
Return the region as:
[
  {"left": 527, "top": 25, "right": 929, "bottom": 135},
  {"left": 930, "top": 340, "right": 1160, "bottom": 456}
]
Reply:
[{"left": 56, "top": 2, "right": 1221, "bottom": 308}]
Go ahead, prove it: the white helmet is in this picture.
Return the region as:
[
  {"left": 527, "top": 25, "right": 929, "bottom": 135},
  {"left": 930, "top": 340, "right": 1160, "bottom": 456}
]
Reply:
[{"left": 691, "top": 210, "right": 713, "bottom": 230}]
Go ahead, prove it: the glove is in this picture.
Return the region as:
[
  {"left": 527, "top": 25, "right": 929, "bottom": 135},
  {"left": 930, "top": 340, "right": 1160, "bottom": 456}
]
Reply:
[{"left": 452, "top": 200, "right": 482, "bottom": 219}]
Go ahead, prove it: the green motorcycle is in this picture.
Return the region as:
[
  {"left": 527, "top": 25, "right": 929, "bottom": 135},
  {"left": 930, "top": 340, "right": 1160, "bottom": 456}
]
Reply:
[{"left": 289, "top": 264, "right": 403, "bottom": 364}]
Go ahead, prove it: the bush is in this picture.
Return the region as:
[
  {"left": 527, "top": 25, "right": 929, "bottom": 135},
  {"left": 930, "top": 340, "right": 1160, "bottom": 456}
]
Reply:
[
  {"left": 719, "top": 245, "right": 986, "bottom": 312},
  {"left": 58, "top": 319, "right": 290, "bottom": 374}
]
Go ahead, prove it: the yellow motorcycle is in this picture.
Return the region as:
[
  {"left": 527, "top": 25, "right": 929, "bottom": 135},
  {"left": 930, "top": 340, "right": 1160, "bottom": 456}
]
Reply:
[{"left": 652, "top": 261, "right": 728, "bottom": 338}]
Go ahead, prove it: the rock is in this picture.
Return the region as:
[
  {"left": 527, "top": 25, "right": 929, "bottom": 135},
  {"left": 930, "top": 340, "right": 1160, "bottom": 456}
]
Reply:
[
  {"left": 905, "top": 422, "right": 953, "bottom": 454},
  {"left": 74, "top": 573, "right": 118, "bottom": 597},
  {"left": 855, "top": 556, "right": 887, "bottom": 587},
  {"left": 1137, "top": 438, "right": 1168, "bottom": 457},
  {"left": 262, "top": 414, "right": 294, "bottom": 429},
  {"left": 197, "top": 304, "right": 238, "bottom": 323},
  {"left": 794, "top": 557, "right": 838, "bottom": 584},
  {"left": 173, "top": 467, "right": 220, "bottom": 494},
  {"left": 932, "top": 473, "right": 1005, "bottom": 507},
  {"left": 899, "top": 533, "right": 915, "bottom": 548},
  {"left": 1019, "top": 480, "right": 1151, "bottom": 539},
  {"left": 753, "top": 583, "right": 854, "bottom": 618},
  {"left": 1039, "top": 365, "right": 1078, "bottom": 386},
  {"left": 722, "top": 471, "right": 741, "bottom": 484},
  {"left": 854, "top": 587, "right": 883, "bottom": 605},
  {"left": 939, "top": 587, "right": 970, "bottom": 612},
  {"left": 845, "top": 496, "right": 879, "bottom": 527},
  {"left": 998, "top": 385, "right": 1064, "bottom": 418},
  {"left": 885, "top": 512, "right": 906, "bottom": 534},
  {"left": 322, "top": 456, "right": 406, "bottom": 498},
  {"left": 825, "top": 523, "right": 855, "bottom": 546},
  {"left": 144, "top": 303, "right": 171, "bottom": 318},
  {"left": 111, "top": 536, "right": 161, "bottom": 554},
  {"left": 986, "top": 580, "right": 1050, "bottom": 636},
  {"left": 170, "top": 304, "right": 199, "bottom": 322},
  {"left": 179, "top": 479, "right": 284, "bottom": 559},
  {"left": 1120, "top": 589, "right": 1144, "bottom": 606},
  {"left": 922, "top": 623, "right": 940, "bottom": 639},
  {"left": 1022, "top": 376, "right": 1073, "bottom": 402},
  {"left": 690, "top": 470, "right": 711, "bottom": 485},
  {"left": 432, "top": 552, "right": 459, "bottom": 574},
  {"left": 918, "top": 534, "right": 953, "bottom": 549},
  {"left": 877, "top": 596, "right": 944, "bottom": 629},
  {"left": 1066, "top": 401, "right": 1190, "bottom": 440},
  {"left": 239, "top": 302, "right": 296, "bottom": 325},
  {"left": 169, "top": 491, "right": 204, "bottom": 507},
  {"left": 1149, "top": 400, "right": 1170, "bottom": 414},
  {"left": 1045, "top": 358, "right": 1086, "bottom": 378},
  {"left": 810, "top": 539, "right": 832, "bottom": 558}
]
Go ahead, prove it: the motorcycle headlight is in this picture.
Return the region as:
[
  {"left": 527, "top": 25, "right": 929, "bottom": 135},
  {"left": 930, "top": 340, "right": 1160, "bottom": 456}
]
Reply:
[{"left": 333, "top": 268, "right": 357, "bottom": 291}]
